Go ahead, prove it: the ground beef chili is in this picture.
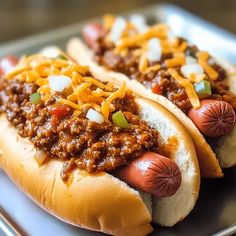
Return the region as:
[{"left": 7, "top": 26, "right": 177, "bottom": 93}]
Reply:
[
  {"left": 93, "top": 35, "right": 236, "bottom": 113},
  {"left": 0, "top": 78, "right": 159, "bottom": 181}
]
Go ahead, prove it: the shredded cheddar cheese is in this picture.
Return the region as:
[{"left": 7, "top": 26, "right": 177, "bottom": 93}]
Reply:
[
  {"left": 6, "top": 65, "right": 29, "bottom": 79},
  {"left": 196, "top": 51, "right": 218, "bottom": 80},
  {"left": 6, "top": 54, "right": 127, "bottom": 120},
  {"left": 197, "top": 51, "right": 209, "bottom": 61},
  {"left": 198, "top": 59, "right": 218, "bottom": 80},
  {"left": 139, "top": 43, "right": 148, "bottom": 72},
  {"left": 165, "top": 57, "right": 185, "bottom": 68},
  {"left": 144, "top": 64, "right": 161, "bottom": 73},
  {"left": 58, "top": 99, "right": 81, "bottom": 109},
  {"left": 178, "top": 41, "right": 188, "bottom": 52},
  {"left": 101, "top": 81, "right": 126, "bottom": 119},
  {"left": 122, "top": 23, "right": 137, "bottom": 38},
  {"left": 103, "top": 14, "right": 115, "bottom": 30},
  {"left": 168, "top": 69, "right": 201, "bottom": 109},
  {"left": 103, "top": 15, "right": 223, "bottom": 107},
  {"left": 133, "top": 49, "right": 142, "bottom": 57}
]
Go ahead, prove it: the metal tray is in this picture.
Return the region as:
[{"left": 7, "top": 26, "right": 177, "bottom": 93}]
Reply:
[{"left": 0, "top": 3, "right": 236, "bottom": 236}]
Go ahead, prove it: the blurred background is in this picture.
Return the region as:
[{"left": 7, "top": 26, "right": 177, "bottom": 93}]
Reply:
[{"left": 0, "top": 0, "right": 235, "bottom": 43}]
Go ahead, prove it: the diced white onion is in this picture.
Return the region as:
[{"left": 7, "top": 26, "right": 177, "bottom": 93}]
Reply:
[
  {"left": 130, "top": 14, "right": 148, "bottom": 33},
  {"left": 40, "top": 46, "right": 62, "bottom": 58},
  {"left": 147, "top": 38, "right": 162, "bottom": 62},
  {"left": 186, "top": 56, "right": 197, "bottom": 64},
  {"left": 208, "top": 57, "right": 215, "bottom": 65},
  {"left": 48, "top": 75, "right": 71, "bottom": 92},
  {"left": 110, "top": 17, "right": 127, "bottom": 44},
  {"left": 86, "top": 108, "right": 105, "bottom": 124},
  {"left": 181, "top": 64, "right": 204, "bottom": 78},
  {"left": 167, "top": 30, "right": 177, "bottom": 42}
]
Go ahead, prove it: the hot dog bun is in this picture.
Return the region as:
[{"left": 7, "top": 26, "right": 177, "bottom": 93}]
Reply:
[
  {"left": 136, "top": 98, "right": 200, "bottom": 226},
  {"left": 66, "top": 38, "right": 226, "bottom": 177},
  {"left": 0, "top": 95, "right": 200, "bottom": 234},
  {"left": 213, "top": 57, "right": 236, "bottom": 168}
]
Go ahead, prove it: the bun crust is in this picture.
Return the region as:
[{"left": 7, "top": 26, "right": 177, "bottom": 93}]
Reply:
[{"left": 66, "top": 38, "right": 223, "bottom": 178}]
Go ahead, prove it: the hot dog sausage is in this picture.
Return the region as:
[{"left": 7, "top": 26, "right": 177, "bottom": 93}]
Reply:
[
  {"left": 0, "top": 55, "right": 18, "bottom": 76},
  {"left": 82, "top": 23, "right": 105, "bottom": 49},
  {"left": 188, "top": 99, "right": 236, "bottom": 137},
  {"left": 114, "top": 152, "right": 182, "bottom": 198}
]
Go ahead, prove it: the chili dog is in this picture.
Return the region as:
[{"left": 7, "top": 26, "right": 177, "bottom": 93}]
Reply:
[
  {"left": 67, "top": 14, "right": 236, "bottom": 176},
  {"left": 0, "top": 52, "right": 199, "bottom": 235}
]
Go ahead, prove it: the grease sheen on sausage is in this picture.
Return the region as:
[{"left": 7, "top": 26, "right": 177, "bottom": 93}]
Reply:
[
  {"left": 115, "top": 152, "right": 182, "bottom": 198},
  {"left": 188, "top": 99, "right": 236, "bottom": 137}
]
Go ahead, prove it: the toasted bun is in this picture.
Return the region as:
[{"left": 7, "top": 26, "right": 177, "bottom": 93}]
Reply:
[
  {"left": 0, "top": 94, "right": 200, "bottom": 232},
  {"left": 66, "top": 38, "right": 224, "bottom": 178}
]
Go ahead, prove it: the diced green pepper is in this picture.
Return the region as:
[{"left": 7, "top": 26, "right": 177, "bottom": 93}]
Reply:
[
  {"left": 112, "top": 111, "right": 129, "bottom": 128},
  {"left": 194, "top": 80, "right": 212, "bottom": 98},
  {"left": 57, "top": 54, "right": 67, "bottom": 60},
  {"left": 30, "top": 92, "right": 41, "bottom": 104}
]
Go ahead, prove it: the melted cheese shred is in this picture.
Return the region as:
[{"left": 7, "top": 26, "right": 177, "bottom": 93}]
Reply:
[
  {"left": 115, "top": 24, "right": 168, "bottom": 53},
  {"left": 104, "top": 15, "right": 222, "bottom": 109},
  {"left": 6, "top": 54, "right": 126, "bottom": 119},
  {"left": 197, "top": 52, "right": 218, "bottom": 80},
  {"left": 139, "top": 43, "right": 148, "bottom": 72},
  {"left": 103, "top": 14, "right": 116, "bottom": 30},
  {"left": 165, "top": 57, "right": 185, "bottom": 68},
  {"left": 168, "top": 69, "right": 201, "bottom": 109}
]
